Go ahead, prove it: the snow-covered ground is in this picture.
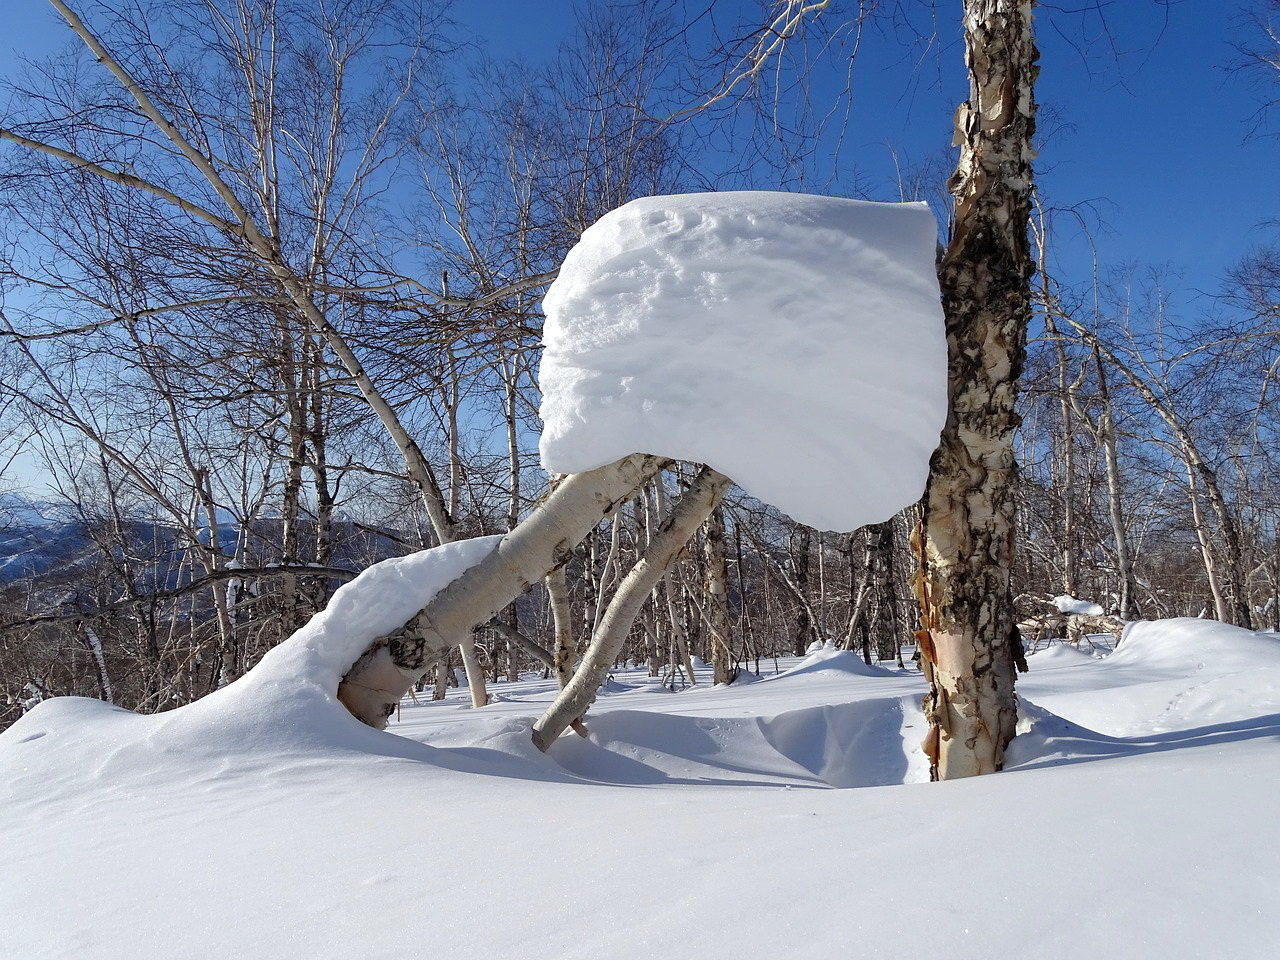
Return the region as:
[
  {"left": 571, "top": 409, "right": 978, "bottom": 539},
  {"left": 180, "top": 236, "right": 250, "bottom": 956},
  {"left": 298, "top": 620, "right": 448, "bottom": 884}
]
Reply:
[{"left": 3, "top": 618, "right": 1278, "bottom": 959}]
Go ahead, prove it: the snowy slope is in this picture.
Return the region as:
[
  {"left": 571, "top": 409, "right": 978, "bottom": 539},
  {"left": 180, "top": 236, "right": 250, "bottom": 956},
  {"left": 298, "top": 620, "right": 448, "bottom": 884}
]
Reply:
[
  {"left": 3, "top": 620, "right": 1278, "bottom": 959},
  {"left": 538, "top": 192, "right": 947, "bottom": 532}
]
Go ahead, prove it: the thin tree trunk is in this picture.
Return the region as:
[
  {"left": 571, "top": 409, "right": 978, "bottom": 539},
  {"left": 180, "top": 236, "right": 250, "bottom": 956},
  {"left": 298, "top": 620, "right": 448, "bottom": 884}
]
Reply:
[
  {"left": 790, "top": 525, "right": 813, "bottom": 656},
  {"left": 1090, "top": 344, "right": 1138, "bottom": 619},
  {"left": 1184, "top": 449, "right": 1230, "bottom": 623},
  {"left": 546, "top": 565, "right": 575, "bottom": 689},
  {"left": 703, "top": 504, "right": 736, "bottom": 684},
  {"left": 531, "top": 467, "right": 731, "bottom": 750},
  {"left": 1043, "top": 314, "right": 1078, "bottom": 597},
  {"left": 1062, "top": 322, "right": 1252, "bottom": 627},
  {"left": 654, "top": 476, "right": 698, "bottom": 685},
  {"left": 636, "top": 494, "right": 663, "bottom": 677}
]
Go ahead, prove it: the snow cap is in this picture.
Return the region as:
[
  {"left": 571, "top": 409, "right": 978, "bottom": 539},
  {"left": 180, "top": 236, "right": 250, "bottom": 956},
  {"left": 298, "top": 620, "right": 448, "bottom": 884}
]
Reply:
[{"left": 538, "top": 191, "right": 947, "bottom": 532}]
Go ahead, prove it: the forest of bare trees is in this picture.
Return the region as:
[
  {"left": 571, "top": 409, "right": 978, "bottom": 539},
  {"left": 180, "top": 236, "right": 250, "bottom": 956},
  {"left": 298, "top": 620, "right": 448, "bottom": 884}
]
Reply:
[{"left": 1, "top": 0, "right": 1277, "bottom": 773}]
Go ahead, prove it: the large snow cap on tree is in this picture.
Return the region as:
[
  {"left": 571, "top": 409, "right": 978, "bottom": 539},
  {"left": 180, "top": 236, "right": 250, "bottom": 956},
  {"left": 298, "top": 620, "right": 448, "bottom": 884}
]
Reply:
[{"left": 538, "top": 191, "right": 947, "bottom": 531}]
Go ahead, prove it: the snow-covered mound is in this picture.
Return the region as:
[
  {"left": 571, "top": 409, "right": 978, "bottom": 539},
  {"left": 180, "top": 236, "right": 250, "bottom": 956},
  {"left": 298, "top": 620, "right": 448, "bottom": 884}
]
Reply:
[
  {"left": 4, "top": 536, "right": 501, "bottom": 766},
  {"left": 1025, "top": 642, "right": 1099, "bottom": 665},
  {"left": 767, "top": 645, "right": 895, "bottom": 680},
  {"left": 1112, "top": 616, "right": 1277, "bottom": 669},
  {"left": 538, "top": 192, "right": 946, "bottom": 532},
  {"left": 1018, "top": 617, "right": 1280, "bottom": 737}
]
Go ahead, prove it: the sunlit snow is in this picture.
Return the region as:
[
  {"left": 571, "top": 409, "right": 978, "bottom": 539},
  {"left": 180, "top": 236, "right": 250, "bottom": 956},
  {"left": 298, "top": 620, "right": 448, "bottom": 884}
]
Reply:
[{"left": 538, "top": 192, "right": 947, "bottom": 532}]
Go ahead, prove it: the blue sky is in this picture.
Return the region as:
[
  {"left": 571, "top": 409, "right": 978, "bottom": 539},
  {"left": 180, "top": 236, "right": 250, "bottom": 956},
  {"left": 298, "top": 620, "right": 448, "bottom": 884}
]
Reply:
[
  {"left": 456, "top": 0, "right": 1276, "bottom": 299},
  {"left": 6, "top": 0, "right": 1274, "bottom": 295},
  {"left": 2, "top": 1, "right": 1276, "bottom": 495}
]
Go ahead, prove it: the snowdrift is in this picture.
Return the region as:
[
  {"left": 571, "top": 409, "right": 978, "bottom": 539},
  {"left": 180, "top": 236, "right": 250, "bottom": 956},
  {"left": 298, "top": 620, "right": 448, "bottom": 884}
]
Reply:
[
  {"left": 1018, "top": 616, "right": 1280, "bottom": 737},
  {"left": 767, "top": 645, "right": 897, "bottom": 680},
  {"left": 5, "top": 537, "right": 501, "bottom": 772},
  {"left": 1112, "top": 616, "right": 1279, "bottom": 669},
  {"left": 548, "top": 696, "right": 922, "bottom": 788}
]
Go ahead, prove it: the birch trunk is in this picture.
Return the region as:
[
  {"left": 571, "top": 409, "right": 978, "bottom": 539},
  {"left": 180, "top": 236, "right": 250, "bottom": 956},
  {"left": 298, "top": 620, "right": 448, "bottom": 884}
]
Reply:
[
  {"left": 547, "top": 566, "right": 575, "bottom": 689},
  {"left": 636, "top": 495, "right": 663, "bottom": 677},
  {"left": 39, "top": 0, "right": 506, "bottom": 695},
  {"left": 1090, "top": 344, "right": 1138, "bottom": 619},
  {"left": 702, "top": 504, "right": 736, "bottom": 685},
  {"left": 531, "top": 466, "right": 731, "bottom": 750},
  {"left": 1046, "top": 317, "right": 1078, "bottom": 597},
  {"left": 337, "top": 454, "right": 667, "bottom": 727},
  {"left": 915, "top": 0, "right": 1037, "bottom": 780},
  {"left": 1071, "top": 322, "right": 1253, "bottom": 627},
  {"left": 1184, "top": 450, "right": 1230, "bottom": 623},
  {"left": 654, "top": 476, "right": 698, "bottom": 685}
]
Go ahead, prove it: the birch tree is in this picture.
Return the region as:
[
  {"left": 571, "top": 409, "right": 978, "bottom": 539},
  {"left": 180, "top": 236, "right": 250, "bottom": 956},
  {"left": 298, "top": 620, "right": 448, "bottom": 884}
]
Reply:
[{"left": 913, "top": 0, "right": 1038, "bottom": 779}]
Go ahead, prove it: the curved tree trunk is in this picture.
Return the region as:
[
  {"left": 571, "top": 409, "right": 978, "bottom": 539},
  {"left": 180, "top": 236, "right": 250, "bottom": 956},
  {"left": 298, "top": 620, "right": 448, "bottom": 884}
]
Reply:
[
  {"left": 915, "top": 0, "right": 1037, "bottom": 780},
  {"left": 337, "top": 455, "right": 667, "bottom": 727},
  {"left": 531, "top": 466, "right": 731, "bottom": 751}
]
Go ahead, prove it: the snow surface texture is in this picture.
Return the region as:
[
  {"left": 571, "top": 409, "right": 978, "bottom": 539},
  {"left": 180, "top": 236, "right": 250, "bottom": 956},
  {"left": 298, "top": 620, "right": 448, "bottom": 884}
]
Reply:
[
  {"left": 538, "top": 192, "right": 947, "bottom": 532},
  {"left": 4, "top": 616, "right": 1279, "bottom": 959}
]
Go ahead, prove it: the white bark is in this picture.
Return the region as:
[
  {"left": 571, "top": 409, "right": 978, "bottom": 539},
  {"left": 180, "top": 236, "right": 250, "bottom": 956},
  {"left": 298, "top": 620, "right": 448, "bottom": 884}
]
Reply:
[
  {"left": 531, "top": 466, "right": 731, "bottom": 751},
  {"left": 337, "top": 454, "right": 668, "bottom": 727}
]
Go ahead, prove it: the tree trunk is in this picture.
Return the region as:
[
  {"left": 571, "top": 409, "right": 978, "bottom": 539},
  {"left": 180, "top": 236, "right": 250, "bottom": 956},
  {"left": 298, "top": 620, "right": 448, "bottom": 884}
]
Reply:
[
  {"left": 1045, "top": 316, "right": 1078, "bottom": 597},
  {"left": 915, "top": 0, "right": 1037, "bottom": 780},
  {"left": 547, "top": 565, "right": 576, "bottom": 689},
  {"left": 1089, "top": 345, "right": 1138, "bottom": 619},
  {"left": 703, "top": 504, "right": 736, "bottom": 684},
  {"left": 1184, "top": 450, "right": 1230, "bottom": 623},
  {"left": 636, "top": 494, "right": 663, "bottom": 677},
  {"left": 337, "top": 454, "right": 667, "bottom": 727},
  {"left": 531, "top": 467, "right": 731, "bottom": 750},
  {"left": 654, "top": 476, "right": 698, "bottom": 685},
  {"left": 1085, "top": 329, "right": 1252, "bottom": 627},
  {"left": 790, "top": 525, "right": 813, "bottom": 656}
]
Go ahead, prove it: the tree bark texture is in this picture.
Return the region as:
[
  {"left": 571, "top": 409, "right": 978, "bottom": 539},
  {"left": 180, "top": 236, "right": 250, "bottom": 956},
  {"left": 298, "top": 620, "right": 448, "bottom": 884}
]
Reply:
[
  {"left": 790, "top": 526, "right": 813, "bottom": 656},
  {"left": 914, "top": 0, "right": 1037, "bottom": 780},
  {"left": 703, "top": 504, "right": 736, "bottom": 685}
]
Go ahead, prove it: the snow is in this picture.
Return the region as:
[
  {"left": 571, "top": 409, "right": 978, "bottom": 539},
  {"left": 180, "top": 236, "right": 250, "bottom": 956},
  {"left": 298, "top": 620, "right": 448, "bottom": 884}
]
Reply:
[
  {"left": 1052, "top": 594, "right": 1106, "bottom": 616},
  {"left": 0, "top": 536, "right": 499, "bottom": 768},
  {"left": 3, "top": 615, "right": 1279, "bottom": 958},
  {"left": 538, "top": 192, "right": 947, "bottom": 532}
]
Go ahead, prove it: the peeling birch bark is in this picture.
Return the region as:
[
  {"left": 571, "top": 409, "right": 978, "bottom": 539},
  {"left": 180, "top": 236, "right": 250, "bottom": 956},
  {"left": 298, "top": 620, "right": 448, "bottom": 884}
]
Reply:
[{"left": 915, "top": 0, "right": 1038, "bottom": 780}]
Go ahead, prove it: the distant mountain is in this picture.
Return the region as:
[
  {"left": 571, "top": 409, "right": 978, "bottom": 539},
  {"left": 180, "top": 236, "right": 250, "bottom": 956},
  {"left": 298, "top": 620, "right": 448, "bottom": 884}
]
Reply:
[
  {"left": 0, "top": 493, "right": 85, "bottom": 583},
  {"left": 0, "top": 491, "right": 58, "bottom": 529},
  {"left": 0, "top": 492, "right": 402, "bottom": 591}
]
